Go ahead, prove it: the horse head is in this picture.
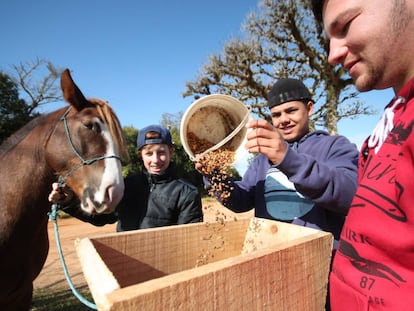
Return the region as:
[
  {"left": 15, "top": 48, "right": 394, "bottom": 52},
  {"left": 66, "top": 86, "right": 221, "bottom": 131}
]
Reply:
[{"left": 45, "top": 69, "right": 128, "bottom": 214}]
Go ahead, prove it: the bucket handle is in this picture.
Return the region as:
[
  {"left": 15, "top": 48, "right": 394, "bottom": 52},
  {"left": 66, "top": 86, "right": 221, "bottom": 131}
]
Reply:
[{"left": 191, "top": 106, "right": 252, "bottom": 162}]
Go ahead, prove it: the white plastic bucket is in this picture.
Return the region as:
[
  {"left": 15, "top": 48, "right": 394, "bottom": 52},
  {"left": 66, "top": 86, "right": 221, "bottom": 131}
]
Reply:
[{"left": 180, "top": 94, "right": 251, "bottom": 162}]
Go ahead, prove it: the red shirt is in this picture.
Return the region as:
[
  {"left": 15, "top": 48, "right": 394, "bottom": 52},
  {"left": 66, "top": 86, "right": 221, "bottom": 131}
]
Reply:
[{"left": 330, "top": 79, "right": 414, "bottom": 311}]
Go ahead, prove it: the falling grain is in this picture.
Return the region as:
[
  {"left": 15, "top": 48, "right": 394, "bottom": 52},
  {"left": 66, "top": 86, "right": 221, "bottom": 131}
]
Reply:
[{"left": 188, "top": 131, "right": 236, "bottom": 201}]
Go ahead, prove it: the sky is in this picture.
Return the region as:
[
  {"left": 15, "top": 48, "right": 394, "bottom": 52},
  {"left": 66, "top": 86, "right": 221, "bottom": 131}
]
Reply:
[{"left": 1, "top": 1, "right": 395, "bottom": 173}]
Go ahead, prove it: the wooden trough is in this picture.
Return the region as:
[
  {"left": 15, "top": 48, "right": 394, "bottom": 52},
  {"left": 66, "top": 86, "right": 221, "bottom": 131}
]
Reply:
[{"left": 75, "top": 217, "right": 333, "bottom": 311}]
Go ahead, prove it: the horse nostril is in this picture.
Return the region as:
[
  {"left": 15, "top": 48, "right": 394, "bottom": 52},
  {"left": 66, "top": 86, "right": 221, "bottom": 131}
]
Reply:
[
  {"left": 105, "top": 185, "right": 113, "bottom": 203},
  {"left": 94, "top": 203, "right": 105, "bottom": 213},
  {"left": 106, "top": 184, "right": 123, "bottom": 207}
]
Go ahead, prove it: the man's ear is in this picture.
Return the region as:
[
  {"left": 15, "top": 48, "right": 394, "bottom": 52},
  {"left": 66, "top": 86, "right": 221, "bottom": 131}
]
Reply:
[{"left": 307, "top": 100, "right": 314, "bottom": 116}]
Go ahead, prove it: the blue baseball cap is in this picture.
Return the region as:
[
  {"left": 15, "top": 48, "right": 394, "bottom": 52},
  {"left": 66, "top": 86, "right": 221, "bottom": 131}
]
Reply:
[{"left": 137, "top": 125, "right": 173, "bottom": 149}]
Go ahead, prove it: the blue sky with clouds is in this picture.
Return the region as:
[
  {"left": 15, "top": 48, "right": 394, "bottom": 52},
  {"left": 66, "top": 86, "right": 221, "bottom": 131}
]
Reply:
[{"left": 1, "top": 0, "right": 395, "bottom": 173}]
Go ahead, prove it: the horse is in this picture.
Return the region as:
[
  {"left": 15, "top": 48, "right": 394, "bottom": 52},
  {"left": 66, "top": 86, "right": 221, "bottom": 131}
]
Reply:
[{"left": 0, "top": 69, "right": 128, "bottom": 310}]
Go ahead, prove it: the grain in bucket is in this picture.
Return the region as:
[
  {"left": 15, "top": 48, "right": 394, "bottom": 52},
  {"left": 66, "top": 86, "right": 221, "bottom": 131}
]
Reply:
[{"left": 180, "top": 94, "right": 252, "bottom": 163}]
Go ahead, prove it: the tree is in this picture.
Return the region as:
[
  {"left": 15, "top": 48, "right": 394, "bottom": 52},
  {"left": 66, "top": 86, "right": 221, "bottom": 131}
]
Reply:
[
  {"left": 0, "top": 72, "right": 36, "bottom": 143},
  {"left": 10, "top": 58, "right": 64, "bottom": 113},
  {"left": 121, "top": 126, "right": 142, "bottom": 177},
  {"left": 0, "top": 58, "right": 64, "bottom": 143},
  {"left": 183, "top": 0, "right": 375, "bottom": 134}
]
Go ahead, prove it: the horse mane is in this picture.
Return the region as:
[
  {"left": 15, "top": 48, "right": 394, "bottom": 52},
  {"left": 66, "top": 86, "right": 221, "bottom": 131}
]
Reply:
[{"left": 88, "top": 98, "right": 130, "bottom": 162}]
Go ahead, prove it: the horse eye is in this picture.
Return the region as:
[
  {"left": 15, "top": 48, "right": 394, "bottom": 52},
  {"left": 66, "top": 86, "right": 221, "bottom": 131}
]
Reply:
[
  {"left": 83, "top": 121, "right": 93, "bottom": 130},
  {"left": 83, "top": 121, "right": 100, "bottom": 132}
]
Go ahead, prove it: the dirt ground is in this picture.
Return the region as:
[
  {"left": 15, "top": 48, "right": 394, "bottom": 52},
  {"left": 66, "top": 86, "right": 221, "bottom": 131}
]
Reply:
[{"left": 33, "top": 199, "right": 253, "bottom": 292}]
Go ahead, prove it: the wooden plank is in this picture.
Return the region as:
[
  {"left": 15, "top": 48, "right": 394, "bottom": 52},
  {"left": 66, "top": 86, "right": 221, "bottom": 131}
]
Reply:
[
  {"left": 88, "top": 219, "right": 251, "bottom": 281},
  {"left": 75, "top": 238, "right": 120, "bottom": 308},
  {"left": 76, "top": 218, "right": 333, "bottom": 311},
  {"left": 241, "top": 217, "right": 329, "bottom": 254}
]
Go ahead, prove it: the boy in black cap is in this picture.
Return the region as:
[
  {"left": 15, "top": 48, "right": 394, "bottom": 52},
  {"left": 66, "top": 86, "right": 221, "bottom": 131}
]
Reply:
[
  {"left": 196, "top": 78, "right": 358, "bottom": 249},
  {"left": 49, "top": 124, "right": 203, "bottom": 231}
]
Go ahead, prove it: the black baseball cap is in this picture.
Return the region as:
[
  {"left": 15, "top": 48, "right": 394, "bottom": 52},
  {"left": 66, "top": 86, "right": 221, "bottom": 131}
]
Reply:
[{"left": 268, "top": 78, "right": 312, "bottom": 109}]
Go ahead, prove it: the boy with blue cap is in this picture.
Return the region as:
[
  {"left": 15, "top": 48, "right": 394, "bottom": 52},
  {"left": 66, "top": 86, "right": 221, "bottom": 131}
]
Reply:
[{"left": 116, "top": 124, "right": 203, "bottom": 230}]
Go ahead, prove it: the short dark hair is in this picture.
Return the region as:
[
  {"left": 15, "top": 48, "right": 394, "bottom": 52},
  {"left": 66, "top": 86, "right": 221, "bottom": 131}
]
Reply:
[{"left": 311, "top": 0, "right": 324, "bottom": 22}]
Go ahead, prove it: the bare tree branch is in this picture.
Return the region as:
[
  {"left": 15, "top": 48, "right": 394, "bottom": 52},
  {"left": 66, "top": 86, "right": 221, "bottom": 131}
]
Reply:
[
  {"left": 183, "top": 0, "right": 375, "bottom": 134},
  {"left": 10, "top": 58, "right": 64, "bottom": 115}
]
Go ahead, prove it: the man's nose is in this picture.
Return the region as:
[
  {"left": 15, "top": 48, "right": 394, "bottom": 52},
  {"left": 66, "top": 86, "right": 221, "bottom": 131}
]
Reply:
[
  {"left": 328, "top": 38, "right": 347, "bottom": 65},
  {"left": 279, "top": 113, "right": 290, "bottom": 124}
]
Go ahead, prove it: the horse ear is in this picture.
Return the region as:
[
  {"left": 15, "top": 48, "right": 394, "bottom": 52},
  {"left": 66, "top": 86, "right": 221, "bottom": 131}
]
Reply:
[{"left": 61, "top": 69, "right": 88, "bottom": 111}]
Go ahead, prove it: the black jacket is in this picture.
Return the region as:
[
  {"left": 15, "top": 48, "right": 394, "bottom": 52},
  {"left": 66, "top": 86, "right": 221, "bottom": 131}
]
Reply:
[
  {"left": 116, "top": 166, "right": 203, "bottom": 231},
  {"left": 63, "top": 165, "right": 203, "bottom": 231}
]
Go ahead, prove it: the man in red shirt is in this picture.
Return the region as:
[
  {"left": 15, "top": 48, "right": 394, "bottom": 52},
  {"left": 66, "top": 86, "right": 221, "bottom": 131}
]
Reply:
[{"left": 311, "top": 0, "right": 414, "bottom": 310}]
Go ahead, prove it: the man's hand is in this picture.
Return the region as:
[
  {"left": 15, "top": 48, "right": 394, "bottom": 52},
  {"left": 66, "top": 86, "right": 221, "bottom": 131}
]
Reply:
[
  {"left": 48, "top": 182, "right": 74, "bottom": 205},
  {"left": 245, "top": 119, "right": 287, "bottom": 165}
]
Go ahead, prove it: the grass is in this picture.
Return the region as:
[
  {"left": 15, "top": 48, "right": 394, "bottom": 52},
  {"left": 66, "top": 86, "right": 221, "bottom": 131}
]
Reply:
[{"left": 30, "top": 287, "right": 95, "bottom": 311}]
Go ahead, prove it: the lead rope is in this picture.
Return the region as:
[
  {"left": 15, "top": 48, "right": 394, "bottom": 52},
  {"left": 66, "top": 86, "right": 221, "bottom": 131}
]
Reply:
[{"left": 48, "top": 203, "right": 98, "bottom": 310}]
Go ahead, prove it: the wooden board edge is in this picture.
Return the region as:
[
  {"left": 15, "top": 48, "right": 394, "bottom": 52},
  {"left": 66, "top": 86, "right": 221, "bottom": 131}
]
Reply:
[{"left": 75, "top": 237, "right": 121, "bottom": 310}]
